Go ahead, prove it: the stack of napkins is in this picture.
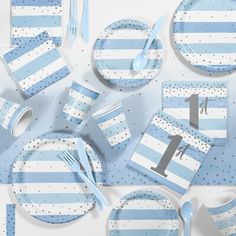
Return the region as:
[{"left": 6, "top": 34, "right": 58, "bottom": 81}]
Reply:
[
  {"left": 2, "top": 31, "right": 70, "bottom": 98},
  {"left": 128, "top": 111, "right": 214, "bottom": 194}
]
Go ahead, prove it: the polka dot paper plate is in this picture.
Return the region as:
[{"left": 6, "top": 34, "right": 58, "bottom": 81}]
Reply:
[
  {"left": 11, "top": 132, "right": 103, "bottom": 224},
  {"left": 93, "top": 19, "right": 163, "bottom": 89},
  {"left": 173, "top": 0, "right": 236, "bottom": 73},
  {"left": 109, "top": 189, "right": 180, "bottom": 236}
]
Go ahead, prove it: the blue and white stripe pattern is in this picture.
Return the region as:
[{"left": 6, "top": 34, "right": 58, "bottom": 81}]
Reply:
[
  {"left": 173, "top": 0, "right": 236, "bottom": 73},
  {"left": 94, "top": 19, "right": 163, "bottom": 88},
  {"left": 0, "top": 97, "right": 32, "bottom": 137},
  {"left": 109, "top": 190, "right": 179, "bottom": 236},
  {"left": 162, "top": 81, "right": 228, "bottom": 145},
  {"left": 3, "top": 31, "right": 70, "bottom": 98},
  {"left": 206, "top": 197, "right": 236, "bottom": 236},
  {"left": 93, "top": 103, "right": 131, "bottom": 151},
  {"left": 11, "top": 133, "right": 103, "bottom": 224},
  {"left": 63, "top": 82, "right": 101, "bottom": 125},
  {"left": 11, "top": 0, "right": 62, "bottom": 47},
  {"left": 128, "top": 111, "right": 214, "bottom": 194},
  {"left": 0, "top": 204, "right": 15, "bottom": 236}
]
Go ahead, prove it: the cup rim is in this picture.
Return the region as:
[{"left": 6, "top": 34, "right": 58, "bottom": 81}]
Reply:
[
  {"left": 92, "top": 102, "right": 122, "bottom": 119},
  {"left": 73, "top": 81, "right": 101, "bottom": 95},
  {"left": 11, "top": 107, "right": 33, "bottom": 137},
  {"left": 204, "top": 191, "right": 235, "bottom": 209}
]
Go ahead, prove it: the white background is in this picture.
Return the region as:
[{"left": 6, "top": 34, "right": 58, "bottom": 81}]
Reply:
[{"left": 0, "top": 0, "right": 235, "bottom": 235}]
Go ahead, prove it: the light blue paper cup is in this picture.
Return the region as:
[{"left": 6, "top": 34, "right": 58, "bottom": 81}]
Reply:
[
  {"left": 204, "top": 192, "right": 236, "bottom": 236},
  {"left": 63, "top": 81, "right": 101, "bottom": 125},
  {"left": 0, "top": 97, "right": 32, "bottom": 137},
  {"left": 92, "top": 102, "right": 131, "bottom": 150}
]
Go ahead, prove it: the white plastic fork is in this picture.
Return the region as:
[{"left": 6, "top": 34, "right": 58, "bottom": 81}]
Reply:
[{"left": 58, "top": 151, "right": 108, "bottom": 209}]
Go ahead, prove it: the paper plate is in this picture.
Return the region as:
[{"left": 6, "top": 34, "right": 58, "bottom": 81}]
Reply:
[
  {"left": 94, "top": 19, "right": 163, "bottom": 89},
  {"left": 173, "top": 0, "right": 236, "bottom": 73},
  {"left": 11, "top": 132, "right": 103, "bottom": 224},
  {"left": 109, "top": 189, "right": 180, "bottom": 236}
]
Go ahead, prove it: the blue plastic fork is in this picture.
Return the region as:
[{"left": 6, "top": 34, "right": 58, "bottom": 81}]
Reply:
[
  {"left": 76, "top": 138, "right": 103, "bottom": 210},
  {"left": 66, "top": 0, "right": 78, "bottom": 45},
  {"left": 58, "top": 151, "right": 108, "bottom": 209}
]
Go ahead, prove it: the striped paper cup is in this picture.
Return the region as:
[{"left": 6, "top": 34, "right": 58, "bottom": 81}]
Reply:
[
  {"left": 204, "top": 192, "right": 236, "bottom": 236},
  {"left": 0, "top": 97, "right": 32, "bottom": 137},
  {"left": 63, "top": 81, "right": 101, "bottom": 125},
  {"left": 92, "top": 102, "right": 131, "bottom": 150}
]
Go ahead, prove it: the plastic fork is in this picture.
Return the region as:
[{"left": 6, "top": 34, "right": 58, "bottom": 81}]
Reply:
[
  {"left": 58, "top": 151, "right": 108, "bottom": 209},
  {"left": 66, "top": 0, "right": 78, "bottom": 45},
  {"left": 76, "top": 138, "right": 103, "bottom": 210}
]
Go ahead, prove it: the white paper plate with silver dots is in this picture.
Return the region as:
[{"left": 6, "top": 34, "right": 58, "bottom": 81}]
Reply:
[
  {"left": 11, "top": 132, "right": 103, "bottom": 224},
  {"left": 173, "top": 0, "right": 236, "bottom": 73},
  {"left": 93, "top": 19, "right": 163, "bottom": 89}
]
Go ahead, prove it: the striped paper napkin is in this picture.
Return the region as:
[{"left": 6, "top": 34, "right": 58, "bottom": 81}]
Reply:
[
  {"left": 128, "top": 110, "right": 214, "bottom": 194},
  {"left": 2, "top": 31, "right": 71, "bottom": 98},
  {"left": 162, "top": 81, "right": 228, "bottom": 146},
  {"left": 0, "top": 204, "right": 15, "bottom": 236},
  {"left": 11, "top": 0, "right": 63, "bottom": 47}
]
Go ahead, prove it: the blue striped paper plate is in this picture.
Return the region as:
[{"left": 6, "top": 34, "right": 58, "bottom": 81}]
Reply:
[
  {"left": 109, "top": 189, "right": 180, "bottom": 236},
  {"left": 11, "top": 132, "right": 103, "bottom": 224},
  {"left": 173, "top": 0, "right": 236, "bottom": 73},
  {"left": 93, "top": 19, "right": 163, "bottom": 89}
]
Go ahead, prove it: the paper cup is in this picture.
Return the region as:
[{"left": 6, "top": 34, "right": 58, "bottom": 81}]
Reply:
[
  {"left": 204, "top": 192, "right": 236, "bottom": 236},
  {"left": 63, "top": 81, "right": 101, "bottom": 125},
  {"left": 0, "top": 97, "right": 32, "bottom": 137},
  {"left": 92, "top": 102, "right": 131, "bottom": 150}
]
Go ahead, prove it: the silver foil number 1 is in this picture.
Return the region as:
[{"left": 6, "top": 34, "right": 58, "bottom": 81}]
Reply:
[
  {"left": 185, "top": 94, "right": 199, "bottom": 130},
  {"left": 151, "top": 134, "right": 183, "bottom": 177}
]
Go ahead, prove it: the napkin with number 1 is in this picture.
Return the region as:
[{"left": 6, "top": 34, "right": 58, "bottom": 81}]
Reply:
[
  {"left": 128, "top": 111, "right": 214, "bottom": 194},
  {"left": 162, "top": 81, "right": 228, "bottom": 146}
]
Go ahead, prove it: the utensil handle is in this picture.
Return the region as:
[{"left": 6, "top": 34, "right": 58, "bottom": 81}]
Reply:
[
  {"left": 184, "top": 219, "right": 192, "bottom": 236},
  {"left": 73, "top": 0, "right": 78, "bottom": 20},
  {"left": 82, "top": 0, "right": 89, "bottom": 42},
  {"left": 77, "top": 138, "right": 95, "bottom": 183},
  {"left": 76, "top": 166, "right": 108, "bottom": 209},
  {"left": 144, "top": 16, "right": 164, "bottom": 52}
]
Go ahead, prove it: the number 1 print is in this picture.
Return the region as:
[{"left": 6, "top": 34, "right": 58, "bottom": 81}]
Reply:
[
  {"left": 151, "top": 134, "right": 183, "bottom": 177},
  {"left": 185, "top": 94, "right": 199, "bottom": 130}
]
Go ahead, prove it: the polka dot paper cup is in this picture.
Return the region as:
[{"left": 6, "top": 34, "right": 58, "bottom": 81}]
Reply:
[
  {"left": 92, "top": 102, "right": 131, "bottom": 150},
  {"left": 63, "top": 81, "right": 101, "bottom": 125},
  {"left": 204, "top": 191, "right": 236, "bottom": 236},
  {"left": 0, "top": 97, "right": 32, "bottom": 137}
]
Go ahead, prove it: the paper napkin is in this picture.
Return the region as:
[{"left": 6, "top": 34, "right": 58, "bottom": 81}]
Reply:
[
  {"left": 128, "top": 111, "right": 214, "bottom": 194},
  {"left": 3, "top": 31, "right": 70, "bottom": 98},
  {"left": 11, "top": 0, "right": 63, "bottom": 47},
  {"left": 162, "top": 81, "right": 228, "bottom": 145}
]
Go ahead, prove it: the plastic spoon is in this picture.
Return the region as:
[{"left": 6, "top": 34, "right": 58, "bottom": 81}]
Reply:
[
  {"left": 132, "top": 17, "right": 164, "bottom": 72},
  {"left": 180, "top": 201, "right": 194, "bottom": 236}
]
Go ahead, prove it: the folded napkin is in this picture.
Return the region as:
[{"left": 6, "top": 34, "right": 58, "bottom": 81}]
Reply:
[
  {"left": 128, "top": 110, "right": 214, "bottom": 194},
  {"left": 11, "top": 0, "right": 63, "bottom": 47},
  {"left": 3, "top": 31, "right": 71, "bottom": 98}
]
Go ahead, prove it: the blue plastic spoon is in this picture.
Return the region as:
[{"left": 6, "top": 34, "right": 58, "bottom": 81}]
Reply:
[
  {"left": 132, "top": 17, "right": 164, "bottom": 72},
  {"left": 180, "top": 201, "right": 194, "bottom": 236}
]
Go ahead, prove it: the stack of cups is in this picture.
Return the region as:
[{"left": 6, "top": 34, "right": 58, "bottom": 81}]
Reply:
[
  {"left": 0, "top": 97, "right": 32, "bottom": 137},
  {"left": 63, "top": 81, "right": 101, "bottom": 125},
  {"left": 92, "top": 102, "right": 131, "bottom": 150},
  {"left": 204, "top": 192, "right": 236, "bottom": 236}
]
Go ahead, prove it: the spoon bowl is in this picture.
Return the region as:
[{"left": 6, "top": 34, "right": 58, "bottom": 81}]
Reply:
[
  {"left": 180, "top": 201, "right": 194, "bottom": 236},
  {"left": 132, "top": 51, "right": 148, "bottom": 73}
]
